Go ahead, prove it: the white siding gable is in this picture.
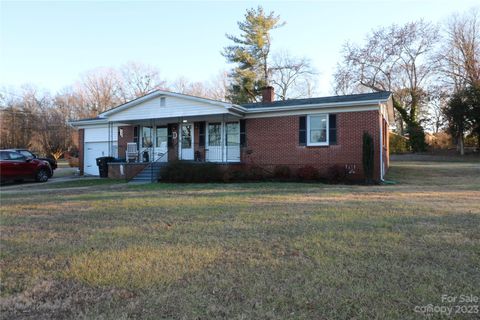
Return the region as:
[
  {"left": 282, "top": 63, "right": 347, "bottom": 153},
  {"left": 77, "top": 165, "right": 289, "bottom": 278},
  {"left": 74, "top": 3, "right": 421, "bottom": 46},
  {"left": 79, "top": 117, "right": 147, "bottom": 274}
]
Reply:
[{"left": 108, "top": 96, "right": 228, "bottom": 122}]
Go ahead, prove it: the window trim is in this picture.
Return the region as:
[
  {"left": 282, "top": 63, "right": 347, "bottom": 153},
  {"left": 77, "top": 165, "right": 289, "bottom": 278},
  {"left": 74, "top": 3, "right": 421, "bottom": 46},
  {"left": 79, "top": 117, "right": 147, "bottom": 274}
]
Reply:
[{"left": 306, "top": 113, "right": 329, "bottom": 146}]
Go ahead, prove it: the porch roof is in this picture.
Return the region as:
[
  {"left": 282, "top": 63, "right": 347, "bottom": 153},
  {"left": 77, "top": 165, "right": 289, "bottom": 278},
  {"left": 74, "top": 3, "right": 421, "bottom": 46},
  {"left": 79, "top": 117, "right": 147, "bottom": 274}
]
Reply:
[{"left": 109, "top": 113, "right": 243, "bottom": 126}]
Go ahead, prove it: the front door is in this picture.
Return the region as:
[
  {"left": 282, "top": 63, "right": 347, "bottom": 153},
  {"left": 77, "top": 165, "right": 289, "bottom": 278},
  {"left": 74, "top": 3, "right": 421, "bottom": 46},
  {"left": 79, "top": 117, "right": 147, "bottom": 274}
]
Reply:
[{"left": 179, "top": 123, "right": 194, "bottom": 160}]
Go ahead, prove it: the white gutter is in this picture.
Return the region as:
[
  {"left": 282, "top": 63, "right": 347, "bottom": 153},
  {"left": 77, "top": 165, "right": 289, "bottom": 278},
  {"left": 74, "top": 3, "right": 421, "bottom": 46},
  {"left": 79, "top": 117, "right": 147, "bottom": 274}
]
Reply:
[
  {"left": 379, "top": 115, "right": 384, "bottom": 182},
  {"left": 241, "top": 99, "right": 387, "bottom": 113},
  {"left": 68, "top": 118, "right": 108, "bottom": 126}
]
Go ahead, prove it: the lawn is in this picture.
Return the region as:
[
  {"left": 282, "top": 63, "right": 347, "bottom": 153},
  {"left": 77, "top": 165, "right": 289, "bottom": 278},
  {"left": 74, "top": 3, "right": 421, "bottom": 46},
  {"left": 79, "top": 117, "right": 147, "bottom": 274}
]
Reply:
[{"left": 0, "top": 160, "right": 479, "bottom": 319}]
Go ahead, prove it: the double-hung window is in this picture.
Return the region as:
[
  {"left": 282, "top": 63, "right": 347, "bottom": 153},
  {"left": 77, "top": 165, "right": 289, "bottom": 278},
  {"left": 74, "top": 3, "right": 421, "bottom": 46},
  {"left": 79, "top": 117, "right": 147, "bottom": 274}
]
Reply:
[{"left": 307, "top": 114, "right": 329, "bottom": 146}]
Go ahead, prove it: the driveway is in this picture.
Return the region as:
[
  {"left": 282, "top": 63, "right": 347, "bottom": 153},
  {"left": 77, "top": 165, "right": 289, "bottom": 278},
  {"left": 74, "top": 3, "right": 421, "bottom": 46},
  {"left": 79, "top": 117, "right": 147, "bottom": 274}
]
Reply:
[{"left": 0, "top": 167, "right": 96, "bottom": 191}]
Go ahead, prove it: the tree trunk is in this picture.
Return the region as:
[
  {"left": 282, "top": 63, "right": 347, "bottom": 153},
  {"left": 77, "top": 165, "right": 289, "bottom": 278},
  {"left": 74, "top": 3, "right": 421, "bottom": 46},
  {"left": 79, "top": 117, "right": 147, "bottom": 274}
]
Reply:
[{"left": 458, "top": 134, "right": 465, "bottom": 156}]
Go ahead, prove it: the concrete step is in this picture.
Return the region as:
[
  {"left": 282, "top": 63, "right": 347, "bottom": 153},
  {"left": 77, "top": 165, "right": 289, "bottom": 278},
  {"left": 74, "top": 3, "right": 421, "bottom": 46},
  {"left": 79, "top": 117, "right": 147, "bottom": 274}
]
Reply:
[{"left": 128, "top": 162, "right": 165, "bottom": 184}]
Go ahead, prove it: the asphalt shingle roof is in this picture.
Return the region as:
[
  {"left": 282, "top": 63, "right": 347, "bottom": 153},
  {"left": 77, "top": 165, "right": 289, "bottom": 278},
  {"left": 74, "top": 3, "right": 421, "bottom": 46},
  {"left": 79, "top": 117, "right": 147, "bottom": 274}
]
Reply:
[{"left": 241, "top": 91, "right": 391, "bottom": 109}]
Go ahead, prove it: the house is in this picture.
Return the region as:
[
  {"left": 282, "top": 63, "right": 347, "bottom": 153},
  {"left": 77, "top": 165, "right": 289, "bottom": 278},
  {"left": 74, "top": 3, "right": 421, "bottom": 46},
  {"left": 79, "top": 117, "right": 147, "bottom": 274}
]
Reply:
[{"left": 69, "top": 88, "right": 393, "bottom": 182}]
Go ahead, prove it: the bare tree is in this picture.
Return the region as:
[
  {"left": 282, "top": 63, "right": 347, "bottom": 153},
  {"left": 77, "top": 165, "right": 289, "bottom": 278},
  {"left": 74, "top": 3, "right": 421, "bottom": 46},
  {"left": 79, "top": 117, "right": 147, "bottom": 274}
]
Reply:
[
  {"left": 207, "top": 71, "right": 230, "bottom": 101},
  {"left": 334, "top": 20, "right": 439, "bottom": 123},
  {"left": 75, "top": 67, "right": 123, "bottom": 117},
  {"left": 426, "top": 87, "right": 449, "bottom": 133},
  {"left": 118, "top": 61, "right": 166, "bottom": 101},
  {"left": 269, "top": 51, "right": 318, "bottom": 100},
  {"left": 170, "top": 71, "right": 230, "bottom": 102},
  {"left": 333, "top": 20, "right": 440, "bottom": 151},
  {"left": 438, "top": 9, "right": 480, "bottom": 90},
  {"left": 30, "top": 103, "right": 73, "bottom": 160},
  {"left": 0, "top": 90, "right": 34, "bottom": 149},
  {"left": 171, "top": 76, "right": 209, "bottom": 97}
]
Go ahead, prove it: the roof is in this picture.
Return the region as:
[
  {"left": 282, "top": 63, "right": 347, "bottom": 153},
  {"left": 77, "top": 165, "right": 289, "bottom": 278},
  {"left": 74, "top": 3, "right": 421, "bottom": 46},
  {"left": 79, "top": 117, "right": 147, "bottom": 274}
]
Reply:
[
  {"left": 70, "top": 117, "right": 102, "bottom": 122},
  {"left": 241, "top": 91, "right": 392, "bottom": 109},
  {"left": 69, "top": 91, "right": 394, "bottom": 127}
]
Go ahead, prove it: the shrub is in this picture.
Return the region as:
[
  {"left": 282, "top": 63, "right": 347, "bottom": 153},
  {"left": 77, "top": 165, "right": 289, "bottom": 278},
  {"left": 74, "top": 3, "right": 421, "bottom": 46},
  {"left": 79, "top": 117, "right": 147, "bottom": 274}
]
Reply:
[
  {"left": 326, "top": 165, "right": 347, "bottom": 184},
  {"left": 389, "top": 133, "right": 410, "bottom": 154},
  {"left": 68, "top": 157, "right": 79, "bottom": 168},
  {"left": 246, "top": 165, "right": 268, "bottom": 181},
  {"left": 222, "top": 166, "right": 248, "bottom": 182},
  {"left": 273, "top": 165, "right": 291, "bottom": 180},
  {"left": 362, "top": 132, "right": 374, "bottom": 184},
  {"left": 160, "top": 161, "right": 223, "bottom": 182},
  {"left": 296, "top": 165, "right": 319, "bottom": 181}
]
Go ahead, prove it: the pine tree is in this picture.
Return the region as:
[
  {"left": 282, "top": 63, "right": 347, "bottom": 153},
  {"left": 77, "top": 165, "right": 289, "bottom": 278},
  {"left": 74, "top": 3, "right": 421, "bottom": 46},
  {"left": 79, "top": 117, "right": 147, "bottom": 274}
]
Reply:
[{"left": 223, "top": 7, "right": 284, "bottom": 104}]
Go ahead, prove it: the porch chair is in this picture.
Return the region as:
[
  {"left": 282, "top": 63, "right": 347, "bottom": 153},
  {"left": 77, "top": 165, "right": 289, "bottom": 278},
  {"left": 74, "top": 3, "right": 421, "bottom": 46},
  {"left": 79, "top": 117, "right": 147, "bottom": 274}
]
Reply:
[{"left": 126, "top": 142, "right": 139, "bottom": 163}]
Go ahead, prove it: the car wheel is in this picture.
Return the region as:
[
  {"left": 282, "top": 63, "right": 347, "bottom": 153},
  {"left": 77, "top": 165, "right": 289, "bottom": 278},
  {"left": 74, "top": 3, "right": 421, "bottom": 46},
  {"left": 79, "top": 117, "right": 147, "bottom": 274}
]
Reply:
[{"left": 35, "top": 169, "right": 49, "bottom": 182}]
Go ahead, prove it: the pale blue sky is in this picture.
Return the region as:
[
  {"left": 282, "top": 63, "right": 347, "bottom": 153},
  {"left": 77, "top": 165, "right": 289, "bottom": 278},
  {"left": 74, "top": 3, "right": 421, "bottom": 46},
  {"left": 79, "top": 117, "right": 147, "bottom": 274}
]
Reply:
[{"left": 1, "top": 0, "right": 478, "bottom": 96}]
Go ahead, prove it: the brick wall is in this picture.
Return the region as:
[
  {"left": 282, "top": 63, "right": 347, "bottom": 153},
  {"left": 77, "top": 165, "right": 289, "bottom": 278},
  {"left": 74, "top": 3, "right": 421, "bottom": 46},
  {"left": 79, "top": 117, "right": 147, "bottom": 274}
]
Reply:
[
  {"left": 108, "top": 163, "right": 148, "bottom": 180},
  {"left": 78, "top": 129, "right": 84, "bottom": 175},
  {"left": 243, "top": 110, "right": 382, "bottom": 181},
  {"left": 118, "top": 125, "right": 135, "bottom": 160}
]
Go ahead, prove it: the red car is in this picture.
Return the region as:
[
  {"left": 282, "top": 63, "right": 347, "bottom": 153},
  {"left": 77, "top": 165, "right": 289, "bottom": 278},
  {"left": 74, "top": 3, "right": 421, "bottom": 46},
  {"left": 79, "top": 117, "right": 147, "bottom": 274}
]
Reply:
[{"left": 0, "top": 150, "right": 52, "bottom": 183}]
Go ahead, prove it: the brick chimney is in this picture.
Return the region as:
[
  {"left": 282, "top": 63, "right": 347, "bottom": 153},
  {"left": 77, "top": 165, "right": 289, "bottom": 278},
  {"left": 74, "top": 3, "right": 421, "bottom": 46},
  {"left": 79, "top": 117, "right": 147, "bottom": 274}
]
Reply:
[{"left": 262, "top": 86, "right": 274, "bottom": 103}]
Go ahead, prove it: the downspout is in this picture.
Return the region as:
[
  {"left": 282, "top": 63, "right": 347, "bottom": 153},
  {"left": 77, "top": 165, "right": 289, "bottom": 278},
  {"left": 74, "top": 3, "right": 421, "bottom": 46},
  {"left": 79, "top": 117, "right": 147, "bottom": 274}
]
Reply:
[{"left": 379, "top": 107, "right": 384, "bottom": 182}]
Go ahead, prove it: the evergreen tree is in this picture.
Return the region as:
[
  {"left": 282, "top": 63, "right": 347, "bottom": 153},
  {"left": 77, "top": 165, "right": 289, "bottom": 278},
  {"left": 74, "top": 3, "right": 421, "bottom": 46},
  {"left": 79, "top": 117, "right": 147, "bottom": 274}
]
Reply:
[
  {"left": 223, "top": 7, "right": 284, "bottom": 104},
  {"left": 362, "top": 132, "right": 375, "bottom": 184},
  {"left": 444, "top": 85, "right": 480, "bottom": 154}
]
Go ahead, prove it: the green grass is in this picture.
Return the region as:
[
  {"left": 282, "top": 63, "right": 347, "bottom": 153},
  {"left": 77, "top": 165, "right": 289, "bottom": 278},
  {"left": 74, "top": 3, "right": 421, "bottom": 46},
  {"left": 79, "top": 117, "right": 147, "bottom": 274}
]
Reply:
[
  {"left": 0, "top": 161, "right": 479, "bottom": 319},
  {"left": 47, "top": 178, "right": 125, "bottom": 188}
]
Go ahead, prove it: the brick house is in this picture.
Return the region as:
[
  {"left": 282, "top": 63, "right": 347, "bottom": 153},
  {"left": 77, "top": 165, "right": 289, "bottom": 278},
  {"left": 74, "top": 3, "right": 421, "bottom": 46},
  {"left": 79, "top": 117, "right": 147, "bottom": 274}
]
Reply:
[{"left": 70, "top": 88, "right": 393, "bottom": 182}]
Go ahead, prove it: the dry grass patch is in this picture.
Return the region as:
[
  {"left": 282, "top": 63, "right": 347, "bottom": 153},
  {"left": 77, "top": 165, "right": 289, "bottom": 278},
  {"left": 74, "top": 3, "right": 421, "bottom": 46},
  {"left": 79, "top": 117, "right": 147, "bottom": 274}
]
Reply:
[
  {"left": 0, "top": 160, "right": 478, "bottom": 319},
  {"left": 66, "top": 245, "right": 221, "bottom": 289}
]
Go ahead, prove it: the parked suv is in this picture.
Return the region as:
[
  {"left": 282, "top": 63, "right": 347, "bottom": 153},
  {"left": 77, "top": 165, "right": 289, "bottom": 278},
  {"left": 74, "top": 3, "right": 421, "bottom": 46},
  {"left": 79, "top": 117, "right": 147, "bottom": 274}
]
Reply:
[
  {"left": 5, "top": 149, "right": 57, "bottom": 175},
  {"left": 0, "top": 150, "right": 52, "bottom": 183}
]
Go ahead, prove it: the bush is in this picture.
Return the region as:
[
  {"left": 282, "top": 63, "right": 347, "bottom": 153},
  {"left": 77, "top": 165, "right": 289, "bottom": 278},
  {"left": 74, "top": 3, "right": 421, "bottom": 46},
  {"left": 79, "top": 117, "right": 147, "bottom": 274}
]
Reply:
[
  {"left": 247, "top": 165, "right": 268, "bottom": 180},
  {"left": 68, "top": 157, "right": 79, "bottom": 168},
  {"left": 222, "top": 166, "right": 248, "bottom": 182},
  {"left": 296, "top": 165, "right": 319, "bottom": 181},
  {"left": 362, "top": 132, "right": 374, "bottom": 184},
  {"left": 389, "top": 133, "right": 410, "bottom": 154},
  {"left": 160, "top": 161, "right": 223, "bottom": 182},
  {"left": 273, "top": 165, "right": 291, "bottom": 180},
  {"left": 326, "top": 165, "right": 346, "bottom": 184}
]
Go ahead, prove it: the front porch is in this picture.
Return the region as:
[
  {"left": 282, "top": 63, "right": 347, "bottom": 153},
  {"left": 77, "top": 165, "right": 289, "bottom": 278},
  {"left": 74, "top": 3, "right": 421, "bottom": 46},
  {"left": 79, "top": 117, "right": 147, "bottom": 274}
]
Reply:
[{"left": 106, "top": 114, "right": 246, "bottom": 182}]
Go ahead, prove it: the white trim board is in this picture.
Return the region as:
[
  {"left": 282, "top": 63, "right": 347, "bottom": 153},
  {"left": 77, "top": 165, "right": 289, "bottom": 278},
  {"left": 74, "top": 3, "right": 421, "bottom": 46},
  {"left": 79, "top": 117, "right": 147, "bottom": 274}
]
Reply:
[{"left": 243, "top": 105, "right": 379, "bottom": 119}]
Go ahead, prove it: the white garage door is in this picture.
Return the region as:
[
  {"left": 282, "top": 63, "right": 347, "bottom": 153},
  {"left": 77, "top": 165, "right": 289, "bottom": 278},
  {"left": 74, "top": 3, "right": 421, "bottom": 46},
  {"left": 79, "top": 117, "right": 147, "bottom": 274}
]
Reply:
[{"left": 84, "top": 142, "right": 109, "bottom": 176}]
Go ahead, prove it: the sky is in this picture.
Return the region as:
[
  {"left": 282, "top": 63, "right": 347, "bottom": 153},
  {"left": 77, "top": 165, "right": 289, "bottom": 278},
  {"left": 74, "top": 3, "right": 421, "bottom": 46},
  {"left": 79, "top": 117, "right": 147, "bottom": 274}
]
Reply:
[{"left": 1, "top": 0, "right": 479, "bottom": 97}]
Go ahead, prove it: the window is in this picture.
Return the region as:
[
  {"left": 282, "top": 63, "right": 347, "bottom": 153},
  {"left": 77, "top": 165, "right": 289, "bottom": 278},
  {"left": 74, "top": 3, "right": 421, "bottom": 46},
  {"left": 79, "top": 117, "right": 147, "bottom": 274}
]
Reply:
[
  {"left": 208, "top": 123, "right": 221, "bottom": 146},
  {"left": 142, "top": 126, "right": 153, "bottom": 148},
  {"left": 9, "top": 152, "right": 26, "bottom": 161},
  {"left": 18, "top": 150, "right": 35, "bottom": 158},
  {"left": 0, "top": 151, "right": 8, "bottom": 160},
  {"left": 156, "top": 127, "right": 168, "bottom": 148},
  {"left": 226, "top": 122, "right": 239, "bottom": 146},
  {"left": 181, "top": 124, "right": 192, "bottom": 149},
  {"left": 307, "top": 114, "right": 328, "bottom": 146},
  {"left": 160, "top": 97, "right": 166, "bottom": 107}
]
